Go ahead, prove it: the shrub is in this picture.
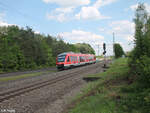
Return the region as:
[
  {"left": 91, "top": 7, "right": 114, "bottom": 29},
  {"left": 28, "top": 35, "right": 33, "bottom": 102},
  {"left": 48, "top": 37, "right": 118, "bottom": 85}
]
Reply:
[{"left": 114, "top": 43, "right": 124, "bottom": 58}]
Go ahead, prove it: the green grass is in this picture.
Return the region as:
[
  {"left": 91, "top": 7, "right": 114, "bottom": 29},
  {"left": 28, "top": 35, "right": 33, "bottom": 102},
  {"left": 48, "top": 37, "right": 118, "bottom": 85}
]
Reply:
[
  {"left": 0, "top": 70, "right": 56, "bottom": 82},
  {"left": 68, "top": 58, "right": 130, "bottom": 113},
  {"left": 96, "top": 56, "right": 104, "bottom": 59}
]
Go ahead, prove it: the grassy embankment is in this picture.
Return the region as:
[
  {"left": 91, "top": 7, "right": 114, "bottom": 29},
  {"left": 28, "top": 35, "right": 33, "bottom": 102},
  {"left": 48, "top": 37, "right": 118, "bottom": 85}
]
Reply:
[
  {"left": 68, "top": 58, "right": 146, "bottom": 113},
  {"left": 0, "top": 70, "right": 56, "bottom": 82}
]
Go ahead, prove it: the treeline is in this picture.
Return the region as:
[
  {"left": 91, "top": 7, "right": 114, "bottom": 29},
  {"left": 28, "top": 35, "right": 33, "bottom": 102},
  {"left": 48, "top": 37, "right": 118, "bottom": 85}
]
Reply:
[
  {"left": 129, "top": 4, "right": 150, "bottom": 88},
  {"left": 121, "top": 4, "right": 150, "bottom": 113},
  {"left": 75, "top": 43, "right": 95, "bottom": 54},
  {"left": 0, "top": 26, "right": 95, "bottom": 72}
]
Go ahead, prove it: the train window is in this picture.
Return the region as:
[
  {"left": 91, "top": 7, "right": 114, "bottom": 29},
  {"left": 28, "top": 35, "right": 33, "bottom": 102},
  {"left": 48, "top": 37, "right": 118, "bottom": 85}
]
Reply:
[
  {"left": 80, "top": 56, "right": 84, "bottom": 62},
  {"left": 76, "top": 56, "right": 77, "bottom": 61},
  {"left": 78, "top": 56, "right": 80, "bottom": 62},
  {"left": 80, "top": 56, "right": 82, "bottom": 62},
  {"left": 57, "top": 55, "right": 66, "bottom": 62},
  {"left": 67, "top": 56, "right": 70, "bottom": 62},
  {"left": 74, "top": 56, "right": 76, "bottom": 61},
  {"left": 70, "top": 56, "right": 72, "bottom": 62}
]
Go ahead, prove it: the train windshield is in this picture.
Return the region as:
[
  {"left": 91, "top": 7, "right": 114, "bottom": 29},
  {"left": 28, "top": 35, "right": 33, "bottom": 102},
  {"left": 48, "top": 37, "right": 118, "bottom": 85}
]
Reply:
[{"left": 57, "top": 55, "right": 66, "bottom": 62}]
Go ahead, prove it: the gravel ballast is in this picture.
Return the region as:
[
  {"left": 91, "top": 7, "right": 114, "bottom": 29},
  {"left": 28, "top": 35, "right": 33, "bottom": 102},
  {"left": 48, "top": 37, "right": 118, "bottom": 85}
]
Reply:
[{"left": 0, "top": 61, "right": 111, "bottom": 113}]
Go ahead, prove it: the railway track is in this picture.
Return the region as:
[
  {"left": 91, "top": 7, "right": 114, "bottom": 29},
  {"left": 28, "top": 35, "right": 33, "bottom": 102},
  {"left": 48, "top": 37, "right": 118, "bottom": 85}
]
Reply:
[{"left": 0, "top": 63, "right": 101, "bottom": 103}]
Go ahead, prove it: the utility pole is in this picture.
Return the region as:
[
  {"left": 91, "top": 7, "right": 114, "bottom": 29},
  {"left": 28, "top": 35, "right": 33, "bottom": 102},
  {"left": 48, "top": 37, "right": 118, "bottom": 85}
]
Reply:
[
  {"left": 97, "top": 45, "right": 100, "bottom": 56},
  {"left": 113, "top": 32, "right": 115, "bottom": 57},
  {"left": 113, "top": 32, "right": 115, "bottom": 44}
]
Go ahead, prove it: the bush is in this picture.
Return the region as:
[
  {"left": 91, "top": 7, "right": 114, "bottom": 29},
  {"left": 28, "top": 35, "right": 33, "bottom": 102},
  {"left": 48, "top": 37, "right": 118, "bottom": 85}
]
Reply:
[
  {"left": 114, "top": 43, "right": 124, "bottom": 58},
  {"left": 135, "top": 55, "right": 150, "bottom": 87}
]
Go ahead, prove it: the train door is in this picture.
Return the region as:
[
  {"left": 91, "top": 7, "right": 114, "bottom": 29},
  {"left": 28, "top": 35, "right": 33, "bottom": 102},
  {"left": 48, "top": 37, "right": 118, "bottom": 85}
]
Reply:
[
  {"left": 78, "top": 56, "right": 80, "bottom": 66},
  {"left": 66, "top": 56, "right": 71, "bottom": 65},
  {"left": 75, "top": 56, "right": 77, "bottom": 64},
  {"left": 73, "top": 56, "right": 76, "bottom": 66}
]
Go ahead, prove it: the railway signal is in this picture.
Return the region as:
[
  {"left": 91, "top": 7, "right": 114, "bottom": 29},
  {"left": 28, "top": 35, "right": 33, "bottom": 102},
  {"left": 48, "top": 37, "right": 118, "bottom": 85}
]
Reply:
[
  {"left": 103, "top": 43, "right": 106, "bottom": 69},
  {"left": 103, "top": 43, "right": 106, "bottom": 55}
]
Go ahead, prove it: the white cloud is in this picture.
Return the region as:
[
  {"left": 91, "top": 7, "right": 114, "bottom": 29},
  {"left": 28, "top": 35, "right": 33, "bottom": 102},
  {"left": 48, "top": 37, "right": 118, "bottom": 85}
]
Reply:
[
  {"left": 75, "top": 0, "right": 116, "bottom": 20},
  {"left": 34, "top": 31, "right": 40, "bottom": 34},
  {"left": 0, "top": 21, "right": 13, "bottom": 26},
  {"left": 99, "top": 27, "right": 105, "bottom": 32},
  {"left": 45, "top": 0, "right": 116, "bottom": 21},
  {"left": 94, "top": 0, "right": 117, "bottom": 8},
  {"left": 130, "top": 3, "right": 150, "bottom": 13},
  {"left": 55, "top": 7, "right": 74, "bottom": 13},
  {"left": 75, "top": 6, "right": 110, "bottom": 20},
  {"left": 61, "top": 30, "right": 104, "bottom": 43},
  {"left": 96, "top": 20, "right": 135, "bottom": 55},
  {"left": 109, "top": 20, "right": 135, "bottom": 41},
  {"left": 42, "top": 0, "right": 90, "bottom": 7},
  {"left": 0, "top": 13, "right": 5, "bottom": 21},
  {"left": 0, "top": 12, "right": 13, "bottom": 26},
  {"left": 47, "top": 13, "right": 66, "bottom": 22},
  {"left": 60, "top": 29, "right": 104, "bottom": 46},
  {"left": 60, "top": 29, "right": 104, "bottom": 55},
  {"left": 130, "top": 4, "right": 138, "bottom": 11},
  {"left": 103, "top": 20, "right": 135, "bottom": 55},
  {"left": 145, "top": 3, "right": 150, "bottom": 12},
  {"left": 46, "top": 7, "right": 74, "bottom": 22}
]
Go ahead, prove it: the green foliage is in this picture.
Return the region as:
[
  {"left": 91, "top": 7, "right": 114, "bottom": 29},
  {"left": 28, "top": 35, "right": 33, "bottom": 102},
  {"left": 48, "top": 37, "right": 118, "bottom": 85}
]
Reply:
[
  {"left": 129, "top": 3, "right": 150, "bottom": 86},
  {"left": 75, "top": 43, "right": 95, "bottom": 54},
  {"left": 135, "top": 55, "right": 150, "bottom": 86},
  {"left": 70, "top": 58, "right": 129, "bottom": 113},
  {"left": 0, "top": 27, "right": 25, "bottom": 71},
  {"left": 70, "top": 57, "right": 150, "bottom": 113},
  {"left": 114, "top": 43, "right": 124, "bottom": 58},
  {"left": 119, "top": 86, "right": 150, "bottom": 113},
  {"left": 126, "top": 3, "right": 150, "bottom": 113},
  {"left": 0, "top": 25, "right": 95, "bottom": 72}
]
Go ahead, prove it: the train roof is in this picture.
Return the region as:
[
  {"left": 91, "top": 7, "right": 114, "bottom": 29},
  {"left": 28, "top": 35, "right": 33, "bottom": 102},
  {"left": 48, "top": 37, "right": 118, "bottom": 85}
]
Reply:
[
  {"left": 58, "top": 52, "right": 75, "bottom": 56},
  {"left": 57, "top": 52, "right": 95, "bottom": 57}
]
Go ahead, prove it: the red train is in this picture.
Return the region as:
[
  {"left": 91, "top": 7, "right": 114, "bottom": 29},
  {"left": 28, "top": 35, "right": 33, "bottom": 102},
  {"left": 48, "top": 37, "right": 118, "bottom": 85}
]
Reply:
[{"left": 56, "top": 52, "right": 96, "bottom": 70}]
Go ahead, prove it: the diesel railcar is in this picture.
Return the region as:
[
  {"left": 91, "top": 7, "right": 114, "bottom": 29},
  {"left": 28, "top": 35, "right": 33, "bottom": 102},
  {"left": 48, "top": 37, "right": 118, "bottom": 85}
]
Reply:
[{"left": 56, "top": 52, "right": 96, "bottom": 70}]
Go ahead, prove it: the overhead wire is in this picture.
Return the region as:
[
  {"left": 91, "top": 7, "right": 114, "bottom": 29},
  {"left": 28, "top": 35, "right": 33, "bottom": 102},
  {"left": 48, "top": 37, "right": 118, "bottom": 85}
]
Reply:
[{"left": 0, "top": 0, "right": 40, "bottom": 28}]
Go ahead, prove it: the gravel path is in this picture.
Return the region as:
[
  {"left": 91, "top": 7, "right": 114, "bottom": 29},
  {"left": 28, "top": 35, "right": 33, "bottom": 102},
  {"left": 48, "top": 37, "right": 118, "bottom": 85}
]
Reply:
[{"left": 0, "top": 60, "right": 111, "bottom": 113}]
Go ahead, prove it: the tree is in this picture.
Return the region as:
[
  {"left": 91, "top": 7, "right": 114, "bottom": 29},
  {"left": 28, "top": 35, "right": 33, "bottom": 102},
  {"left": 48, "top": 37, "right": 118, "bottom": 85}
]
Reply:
[
  {"left": 0, "top": 25, "right": 95, "bottom": 72},
  {"left": 114, "top": 43, "right": 124, "bottom": 58},
  {"left": 75, "top": 43, "right": 95, "bottom": 54},
  {"left": 127, "top": 3, "right": 150, "bottom": 88}
]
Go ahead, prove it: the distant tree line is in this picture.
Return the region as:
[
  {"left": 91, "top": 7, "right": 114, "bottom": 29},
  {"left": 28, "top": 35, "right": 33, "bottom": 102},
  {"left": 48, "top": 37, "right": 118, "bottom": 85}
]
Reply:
[
  {"left": 0, "top": 26, "right": 95, "bottom": 72},
  {"left": 75, "top": 43, "right": 95, "bottom": 55}
]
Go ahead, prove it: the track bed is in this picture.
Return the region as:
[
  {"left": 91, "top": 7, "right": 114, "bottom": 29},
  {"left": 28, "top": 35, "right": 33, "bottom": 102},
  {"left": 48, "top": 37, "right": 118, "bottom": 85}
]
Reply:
[{"left": 0, "top": 60, "right": 111, "bottom": 113}]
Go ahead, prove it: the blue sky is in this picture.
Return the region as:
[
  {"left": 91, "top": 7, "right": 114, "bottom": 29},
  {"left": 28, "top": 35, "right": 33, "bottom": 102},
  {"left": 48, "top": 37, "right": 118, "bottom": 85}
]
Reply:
[{"left": 0, "top": 0, "right": 150, "bottom": 55}]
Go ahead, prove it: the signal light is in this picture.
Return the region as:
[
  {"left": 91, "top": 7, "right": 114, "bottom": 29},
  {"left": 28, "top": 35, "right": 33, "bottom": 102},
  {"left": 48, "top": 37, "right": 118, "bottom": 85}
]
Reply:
[
  {"left": 103, "top": 43, "right": 106, "bottom": 51},
  {"left": 103, "top": 43, "right": 106, "bottom": 55},
  {"left": 103, "top": 51, "right": 106, "bottom": 55}
]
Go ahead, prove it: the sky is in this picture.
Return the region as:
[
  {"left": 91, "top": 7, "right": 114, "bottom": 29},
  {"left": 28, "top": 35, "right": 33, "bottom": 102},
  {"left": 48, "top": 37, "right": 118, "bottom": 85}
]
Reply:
[{"left": 0, "top": 0, "right": 150, "bottom": 56}]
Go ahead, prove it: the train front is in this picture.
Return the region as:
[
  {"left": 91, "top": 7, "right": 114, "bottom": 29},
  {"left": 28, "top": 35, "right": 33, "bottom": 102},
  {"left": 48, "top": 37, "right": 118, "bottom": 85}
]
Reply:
[{"left": 56, "top": 54, "right": 66, "bottom": 70}]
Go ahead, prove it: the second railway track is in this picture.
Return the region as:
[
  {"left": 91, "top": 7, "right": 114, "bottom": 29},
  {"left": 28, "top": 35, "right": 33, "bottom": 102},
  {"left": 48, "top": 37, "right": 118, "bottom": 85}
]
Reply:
[{"left": 0, "top": 63, "right": 101, "bottom": 103}]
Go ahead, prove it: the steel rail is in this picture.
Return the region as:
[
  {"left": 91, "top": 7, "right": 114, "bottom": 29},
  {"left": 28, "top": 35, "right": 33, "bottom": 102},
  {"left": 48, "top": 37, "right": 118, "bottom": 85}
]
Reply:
[{"left": 0, "top": 63, "right": 99, "bottom": 103}]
